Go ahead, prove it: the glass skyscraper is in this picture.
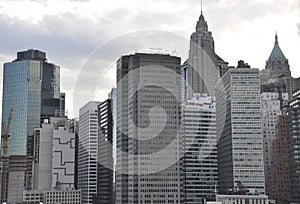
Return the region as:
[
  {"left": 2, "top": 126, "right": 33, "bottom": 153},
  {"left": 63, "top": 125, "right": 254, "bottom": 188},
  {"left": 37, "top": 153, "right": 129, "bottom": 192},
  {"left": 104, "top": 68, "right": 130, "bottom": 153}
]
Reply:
[{"left": 1, "top": 49, "right": 61, "bottom": 156}]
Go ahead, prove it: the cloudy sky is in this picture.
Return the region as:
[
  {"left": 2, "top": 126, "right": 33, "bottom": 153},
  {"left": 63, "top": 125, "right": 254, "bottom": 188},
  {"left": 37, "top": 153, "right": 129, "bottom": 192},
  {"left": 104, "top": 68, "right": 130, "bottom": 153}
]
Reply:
[{"left": 0, "top": 0, "right": 299, "bottom": 118}]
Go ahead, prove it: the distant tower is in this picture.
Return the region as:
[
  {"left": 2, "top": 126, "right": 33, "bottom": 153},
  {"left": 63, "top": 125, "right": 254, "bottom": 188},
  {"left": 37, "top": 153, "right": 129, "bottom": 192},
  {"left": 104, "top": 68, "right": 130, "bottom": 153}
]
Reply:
[
  {"left": 182, "top": 7, "right": 228, "bottom": 100},
  {"left": 264, "top": 33, "right": 292, "bottom": 98}
]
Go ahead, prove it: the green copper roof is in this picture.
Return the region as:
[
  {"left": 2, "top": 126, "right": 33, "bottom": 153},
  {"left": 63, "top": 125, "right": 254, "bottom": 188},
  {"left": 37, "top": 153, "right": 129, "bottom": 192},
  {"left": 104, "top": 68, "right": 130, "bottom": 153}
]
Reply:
[{"left": 268, "top": 33, "right": 286, "bottom": 61}]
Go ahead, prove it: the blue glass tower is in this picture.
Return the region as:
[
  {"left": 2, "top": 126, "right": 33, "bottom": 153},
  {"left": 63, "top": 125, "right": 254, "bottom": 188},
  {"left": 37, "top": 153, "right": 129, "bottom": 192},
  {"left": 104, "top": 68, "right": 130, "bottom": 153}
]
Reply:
[{"left": 1, "top": 49, "right": 61, "bottom": 156}]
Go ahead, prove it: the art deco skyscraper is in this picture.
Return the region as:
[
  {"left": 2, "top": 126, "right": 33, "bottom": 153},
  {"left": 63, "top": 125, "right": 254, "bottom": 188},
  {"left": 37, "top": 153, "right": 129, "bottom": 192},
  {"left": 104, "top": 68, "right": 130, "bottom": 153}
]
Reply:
[
  {"left": 116, "top": 53, "right": 182, "bottom": 204},
  {"left": 1, "top": 49, "right": 61, "bottom": 156},
  {"left": 263, "top": 34, "right": 292, "bottom": 98},
  {"left": 182, "top": 11, "right": 228, "bottom": 100},
  {"left": 216, "top": 63, "right": 265, "bottom": 194}
]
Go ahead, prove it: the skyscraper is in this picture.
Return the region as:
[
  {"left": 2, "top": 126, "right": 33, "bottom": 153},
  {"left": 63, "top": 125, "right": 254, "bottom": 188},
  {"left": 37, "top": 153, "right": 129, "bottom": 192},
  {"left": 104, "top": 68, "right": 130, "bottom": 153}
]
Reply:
[
  {"left": 287, "top": 90, "right": 300, "bottom": 203},
  {"left": 263, "top": 34, "right": 292, "bottom": 99},
  {"left": 216, "top": 63, "right": 265, "bottom": 194},
  {"left": 93, "top": 99, "right": 113, "bottom": 204},
  {"left": 116, "top": 53, "right": 182, "bottom": 204},
  {"left": 182, "top": 10, "right": 228, "bottom": 100},
  {"left": 260, "top": 92, "right": 288, "bottom": 197},
  {"left": 1, "top": 49, "right": 61, "bottom": 156},
  {"left": 182, "top": 95, "right": 218, "bottom": 204},
  {"left": 270, "top": 107, "right": 291, "bottom": 204},
  {"left": 78, "top": 101, "right": 100, "bottom": 204}
]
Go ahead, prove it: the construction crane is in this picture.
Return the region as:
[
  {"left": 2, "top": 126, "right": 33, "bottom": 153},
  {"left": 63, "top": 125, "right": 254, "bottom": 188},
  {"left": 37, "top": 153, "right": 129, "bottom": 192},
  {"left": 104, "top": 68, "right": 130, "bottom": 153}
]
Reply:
[
  {"left": 1, "top": 108, "right": 13, "bottom": 203},
  {"left": 2, "top": 108, "right": 13, "bottom": 157}
]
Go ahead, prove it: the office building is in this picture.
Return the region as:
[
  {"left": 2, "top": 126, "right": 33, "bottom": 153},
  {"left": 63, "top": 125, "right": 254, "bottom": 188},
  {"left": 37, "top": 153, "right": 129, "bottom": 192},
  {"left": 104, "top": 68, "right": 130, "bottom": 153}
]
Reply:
[
  {"left": 1, "top": 49, "right": 61, "bottom": 156},
  {"left": 216, "top": 194, "right": 269, "bottom": 204},
  {"left": 78, "top": 101, "right": 100, "bottom": 204},
  {"left": 7, "top": 155, "right": 32, "bottom": 203},
  {"left": 260, "top": 92, "right": 288, "bottom": 197},
  {"left": 216, "top": 63, "right": 265, "bottom": 194},
  {"left": 116, "top": 53, "right": 181, "bottom": 203},
  {"left": 32, "top": 117, "right": 76, "bottom": 190},
  {"left": 182, "top": 95, "right": 218, "bottom": 204},
  {"left": 93, "top": 99, "right": 113, "bottom": 204},
  {"left": 23, "top": 189, "right": 81, "bottom": 204},
  {"left": 269, "top": 108, "right": 291, "bottom": 204},
  {"left": 182, "top": 10, "right": 228, "bottom": 100},
  {"left": 287, "top": 90, "right": 300, "bottom": 203}
]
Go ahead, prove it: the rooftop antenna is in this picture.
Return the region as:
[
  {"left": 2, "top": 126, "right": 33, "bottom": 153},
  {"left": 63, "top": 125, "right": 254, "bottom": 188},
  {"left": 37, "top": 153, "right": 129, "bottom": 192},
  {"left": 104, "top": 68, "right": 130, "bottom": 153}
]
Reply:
[{"left": 201, "top": 0, "right": 203, "bottom": 15}]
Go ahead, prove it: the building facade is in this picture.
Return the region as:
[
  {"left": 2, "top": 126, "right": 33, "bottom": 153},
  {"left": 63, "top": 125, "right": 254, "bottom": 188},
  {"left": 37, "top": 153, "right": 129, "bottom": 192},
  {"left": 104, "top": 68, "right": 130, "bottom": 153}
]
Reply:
[
  {"left": 216, "top": 194, "right": 269, "bottom": 204},
  {"left": 93, "top": 99, "right": 114, "bottom": 204},
  {"left": 116, "top": 53, "right": 182, "bottom": 203},
  {"left": 182, "top": 95, "right": 218, "bottom": 204},
  {"left": 1, "top": 49, "right": 61, "bottom": 156},
  {"left": 216, "top": 66, "right": 265, "bottom": 194},
  {"left": 182, "top": 11, "right": 228, "bottom": 100},
  {"left": 288, "top": 90, "right": 300, "bottom": 203},
  {"left": 32, "top": 117, "right": 76, "bottom": 191},
  {"left": 23, "top": 189, "right": 81, "bottom": 204},
  {"left": 270, "top": 112, "right": 291, "bottom": 204},
  {"left": 262, "top": 34, "right": 292, "bottom": 99},
  {"left": 78, "top": 101, "right": 100, "bottom": 204},
  {"left": 260, "top": 92, "right": 288, "bottom": 197}
]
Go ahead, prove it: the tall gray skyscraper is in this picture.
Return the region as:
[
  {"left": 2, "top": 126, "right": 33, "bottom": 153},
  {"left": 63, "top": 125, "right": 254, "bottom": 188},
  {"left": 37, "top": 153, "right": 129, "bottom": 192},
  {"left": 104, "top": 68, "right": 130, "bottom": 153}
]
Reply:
[
  {"left": 93, "top": 99, "right": 113, "bottom": 204},
  {"left": 78, "top": 101, "right": 100, "bottom": 204},
  {"left": 182, "top": 11, "right": 228, "bottom": 100},
  {"left": 182, "top": 95, "right": 218, "bottom": 204},
  {"left": 1, "top": 49, "right": 61, "bottom": 156},
  {"left": 216, "top": 64, "right": 265, "bottom": 194},
  {"left": 116, "top": 53, "right": 182, "bottom": 204}
]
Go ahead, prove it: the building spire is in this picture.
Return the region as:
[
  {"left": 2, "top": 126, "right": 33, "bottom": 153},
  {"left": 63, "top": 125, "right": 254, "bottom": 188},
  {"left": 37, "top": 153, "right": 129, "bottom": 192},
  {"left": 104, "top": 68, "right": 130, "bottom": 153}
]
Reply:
[
  {"left": 201, "top": 0, "right": 203, "bottom": 15},
  {"left": 268, "top": 32, "right": 286, "bottom": 61}
]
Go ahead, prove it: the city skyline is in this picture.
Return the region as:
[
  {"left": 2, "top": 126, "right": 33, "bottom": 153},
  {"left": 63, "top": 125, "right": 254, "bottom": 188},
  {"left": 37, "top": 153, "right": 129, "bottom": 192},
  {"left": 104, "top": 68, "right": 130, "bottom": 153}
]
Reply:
[{"left": 0, "top": 0, "right": 299, "bottom": 118}]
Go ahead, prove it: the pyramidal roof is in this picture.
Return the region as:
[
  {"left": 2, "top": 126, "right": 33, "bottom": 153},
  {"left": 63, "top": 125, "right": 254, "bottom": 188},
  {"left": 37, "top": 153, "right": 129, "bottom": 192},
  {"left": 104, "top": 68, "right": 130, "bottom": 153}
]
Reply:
[{"left": 268, "top": 33, "right": 286, "bottom": 61}]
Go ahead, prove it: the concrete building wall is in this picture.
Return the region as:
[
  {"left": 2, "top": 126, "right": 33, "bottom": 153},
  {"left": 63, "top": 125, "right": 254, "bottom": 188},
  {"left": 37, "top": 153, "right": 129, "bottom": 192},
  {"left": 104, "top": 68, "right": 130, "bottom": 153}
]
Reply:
[
  {"left": 78, "top": 101, "right": 100, "bottom": 204},
  {"left": 52, "top": 126, "right": 76, "bottom": 190},
  {"left": 182, "top": 95, "right": 218, "bottom": 204},
  {"left": 217, "top": 67, "right": 265, "bottom": 194}
]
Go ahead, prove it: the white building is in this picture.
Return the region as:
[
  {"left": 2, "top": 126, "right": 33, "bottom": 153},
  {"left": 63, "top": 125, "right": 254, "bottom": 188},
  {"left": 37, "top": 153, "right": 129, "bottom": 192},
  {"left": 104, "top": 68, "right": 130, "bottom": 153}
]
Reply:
[
  {"left": 216, "top": 194, "right": 269, "bottom": 204},
  {"left": 23, "top": 189, "right": 81, "bottom": 204},
  {"left": 78, "top": 101, "right": 100, "bottom": 204},
  {"left": 32, "top": 117, "right": 76, "bottom": 191},
  {"left": 52, "top": 123, "right": 76, "bottom": 189},
  {"left": 182, "top": 95, "right": 218, "bottom": 203},
  {"left": 216, "top": 66, "right": 265, "bottom": 194}
]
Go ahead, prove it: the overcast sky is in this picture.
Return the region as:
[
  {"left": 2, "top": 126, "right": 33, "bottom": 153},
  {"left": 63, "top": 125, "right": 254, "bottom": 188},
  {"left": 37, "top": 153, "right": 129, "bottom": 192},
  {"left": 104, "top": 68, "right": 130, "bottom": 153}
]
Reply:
[{"left": 0, "top": 0, "right": 299, "bottom": 118}]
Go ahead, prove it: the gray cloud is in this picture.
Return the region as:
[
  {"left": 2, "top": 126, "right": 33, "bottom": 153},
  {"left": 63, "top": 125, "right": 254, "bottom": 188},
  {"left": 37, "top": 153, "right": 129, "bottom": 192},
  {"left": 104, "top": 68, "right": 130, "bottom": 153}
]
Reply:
[{"left": 0, "top": 0, "right": 298, "bottom": 117}]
